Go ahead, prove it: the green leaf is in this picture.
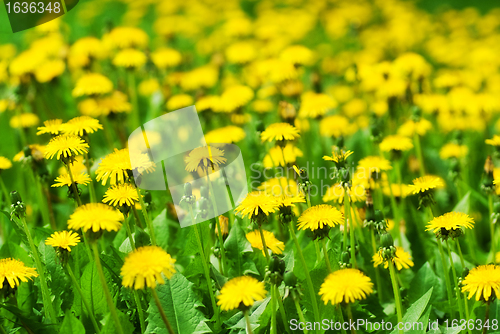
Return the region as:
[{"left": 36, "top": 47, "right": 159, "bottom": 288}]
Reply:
[
  {"left": 408, "top": 262, "right": 443, "bottom": 305},
  {"left": 390, "top": 287, "right": 433, "bottom": 334},
  {"left": 453, "top": 191, "right": 471, "bottom": 213},
  {"left": 145, "top": 273, "right": 211, "bottom": 334},
  {"left": 226, "top": 297, "right": 271, "bottom": 333},
  {"left": 59, "top": 311, "right": 85, "bottom": 334},
  {"left": 224, "top": 219, "right": 256, "bottom": 277},
  {"left": 80, "top": 262, "right": 107, "bottom": 315},
  {"left": 101, "top": 309, "right": 135, "bottom": 334}
]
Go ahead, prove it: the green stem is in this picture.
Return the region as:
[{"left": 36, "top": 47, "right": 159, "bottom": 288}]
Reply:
[
  {"left": 151, "top": 288, "right": 175, "bottom": 334},
  {"left": 344, "top": 188, "right": 356, "bottom": 268},
  {"left": 188, "top": 206, "right": 220, "bottom": 328},
  {"left": 314, "top": 240, "right": 322, "bottom": 266},
  {"left": 0, "top": 324, "right": 7, "bottom": 334},
  {"left": 66, "top": 164, "right": 83, "bottom": 206},
  {"left": 128, "top": 71, "right": 140, "bottom": 130},
  {"left": 29, "top": 169, "right": 52, "bottom": 228},
  {"left": 136, "top": 187, "right": 157, "bottom": 245},
  {"left": 85, "top": 152, "right": 97, "bottom": 203},
  {"left": 271, "top": 284, "right": 277, "bottom": 334},
  {"left": 337, "top": 305, "right": 347, "bottom": 334},
  {"left": 124, "top": 215, "right": 136, "bottom": 250},
  {"left": 371, "top": 230, "right": 383, "bottom": 302},
  {"left": 0, "top": 176, "right": 11, "bottom": 208},
  {"left": 19, "top": 216, "right": 58, "bottom": 324},
  {"left": 293, "top": 297, "right": 308, "bottom": 334},
  {"left": 275, "top": 287, "right": 288, "bottom": 331},
  {"left": 91, "top": 243, "right": 124, "bottom": 334},
  {"left": 388, "top": 261, "right": 403, "bottom": 332},
  {"left": 455, "top": 239, "right": 466, "bottom": 273},
  {"left": 67, "top": 264, "right": 101, "bottom": 334},
  {"left": 463, "top": 292, "right": 472, "bottom": 334},
  {"left": 133, "top": 290, "right": 146, "bottom": 334},
  {"left": 483, "top": 302, "right": 491, "bottom": 334},
  {"left": 205, "top": 168, "right": 227, "bottom": 275},
  {"left": 413, "top": 133, "right": 425, "bottom": 177},
  {"left": 489, "top": 194, "right": 495, "bottom": 259},
  {"left": 288, "top": 220, "right": 320, "bottom": 327},
  {"left": 351, "top": 206, "right": 365, "bottom": 243},
  {"left": 345, "top": 303, "right": 357, "bottom": 334},
  {"left": 445, "top": 240, "right": 464, "bottom": 320},
  {"left": 258, "top": 225, "right": 271, "bottom": 263},
  {"left": 322, "top": 238, "right": 332, "bottom": 273},
  {"left": 385, "top": 173, "right": 400, "bottom": 245},
  {"left": 437, "top": 239, "right": 454, "bottom": 319},
  {"left": 244, "top": 310, "right": 254, "bottom": 334}
]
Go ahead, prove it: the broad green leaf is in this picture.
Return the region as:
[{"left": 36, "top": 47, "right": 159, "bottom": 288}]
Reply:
[
  {"left": 80, "top": 262, "right": 107, "bottom": 315},
  {"left": 390, "top": 287, "right": 433, "bottom": 334},
  {"left": 453, "top": 191, "right": 471, "bottom": 213},
  {"left": 224, "top": 219, "right": 256, "bottom": 277},
  {"left": 101, "top": 309, "right": 135, "bottom": 334},
  {"left": 145, "top": 273, "right": 211, "bottom": 334},
  {"left": 59, "top": 311, "right": 85, "bottom": 334},
  {"left": 226, "top": 297, "right": 271, "bottom": 333},
  {"left": 408, "top": 262, "right": 443, "bottom": 304}
]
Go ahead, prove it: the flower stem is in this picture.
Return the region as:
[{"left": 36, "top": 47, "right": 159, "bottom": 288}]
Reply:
[
  {"left": 322, "top": 238, "right": 332, "bottom": 273},
  {"left": 437, "top": 239, "right": 454, "bottom": 319},
  {"left": 388, "top": 260, "right": 403, "bottom": 331},
  {"left": 337, "top": 305, "right": 347, "bottom": 334},
  {"left": 91, "top": 242, "right": 124, "bottom": 334},
  {"left": 371, "top": 230, "right": 383, "bottom": 302},
  {"left": 84, "top": 152, "right": 96, "bottom": 203},
  {"left": 136, "top": 187, "right": 157, "bottom": 246},
  {"left": 293, "top": 297, "right": 308, "bottom": 334},
  {"left": 258, "top": 225, "right": 271, "bottom": 263},
  {"left": 151, "top": 287, "right": 175, "bottom": 334},
  {"left": 314, "top": 240, "right": 321, "bottom": 266},
  {"left": 124, "top": 215, "right": 136, "bottom": 250},
  {"left": 288, "top": 220, "right": 320, "bottom": 326},
  {"left": 66, "top": 263, "right": 101, "bottom": 334},
  {"left": 271, "top": 284, "right": 277, "bottom": 334},
  {"left": 489, "top": 194, "right": 495, "bottom": 259},
  {"left": 344, "top": 188, "right": 357, "bottom": 268},
  {"left": 128, "top": 71, "right": 140, "bottom": 130},
  {"left": 483, "top": 302, "right": 491, "bottom": 334},
  {"left": 188, "top": 205, "right": 220, "bottom": 328},
  {"left": 244, "top": 310, "right": 254, "bottom": 334},
  {"left": 275, "top": 287, "right": 288, "bottom": 330},
  {"left": 133, "top": 291, "right": 146, "bottom": 334},
  {"left": 66, "top": 164, "right": 83, "bottom": 207},
  {"left": 413, "top": 133, "right": 425, "bottom": 177},
  {"left": 0, "top": 175, "right": 11, "bottom": 209},
  {"left": 455, "top": 239, "right": 466, "bottom": 270},
  {"left": 446, "top": 239, "right": 464, "bottom": 320},
  {"left": 19, "top": 216, "right": 58, "bottom": 324},
  {"left": 345, "top": 303, "right": 357, "bottom": 334}
]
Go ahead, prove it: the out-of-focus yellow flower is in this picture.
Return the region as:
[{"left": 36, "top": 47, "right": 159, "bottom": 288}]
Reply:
[
  {"left": 217, "top": 276, "right": 266, "bottom": 311},
  {"left": 103, "top": 26, "right": 149, "bottom": 49},
  {"left": 261, "top": 123, "right": 300, "bottom": 142},
  {"left": 263, "top": 144, "right": 303, "bottom": 168},
  {"left": 166, "top": 94, "right": 193, "bottom": 111},
  {"left": 10, "top": 113, "right": 40, "bottom": 129},
  {"left": 35, "top": 59, "right": 65, "bottom": 83},
  {"left": 151, "top": 48, "right": 182, "bottom": 69},
  {"left": 225, "top": 41, "right": 257, "bottom": 64},
  {"left": 298, "top": 91, "right": 337, "bottom": 118},
  {"left": 246, "top": 230, "right": 284, "bottom": 255},
  {"left": 379, "top": 135, "right": 414, "bottom": 152},
  {"left": 205, "top": 126, "right": 246, "bottom": 144},
  {"left": 112, "top": 48, "right": 147, "bottom": 68},
  {"left": 180, "top": 65, "right": 218, "bottom": 91},
  {"left": 440, "top": 143, "right": 468, "bottom": 159},
  {"left": 397, "top": 119, "right": 432, "bottom": 137},
  {"left": 0, "top": 157, "right": 12, "bottom": 170},
  {"left": 138, "top": 78, "right": 160, "bottom": 96},
  {"left": 251, "top": 100, "right": 274, "bottom": 113},
  {"left": 280, "top": 45, "right": 314, "bottom": 65},
  {"left": 320, "top": 115, "right": 356, "bottom": 138},
  {"left": 72, "top": 73, "right": 113, "bottom": 97},
  {"left": 219, "top": 85, "right": 254, "bottom": 112}
]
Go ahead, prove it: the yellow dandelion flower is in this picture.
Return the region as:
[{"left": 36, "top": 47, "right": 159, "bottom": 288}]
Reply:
[
  {"left": 72, "top": 73, "right": 114, "bottom": 97},
  {"left": 112, "top": 48, "right": 147, "bottom": 68},
  {"left": 226, "top": 41, "right": 256, "bottom": 64},
  {"left": 439, "top": 143, "right": 468, "bottom": 159},
  {"left": 397, "top": 119, "right": 432, "bottom": 137},
  {"left": 14, "top": 144, "right": 45, "bottom": 162},
  {"left": 297, "top": 204, "right": 344, "bottom": 231},
  {"left": 52, "top": 172, "right": 91, "bottom": 188},
  {"left": 68, "top": 203, "right": 123, "bottom": 232},
  {"left": 323, "top": 149, "right": 353, "bottom": 163},
  {"left": 373, "top": 247, "right": 414, "bottom": 270},
  {"left": 319, "top": 268, "right": 373, "bottom": 305},
  {"left": 258, "top": 177, "right": 300, "bottom": 197},
  {"left": 409, "top": 175, "right": 445, "bottom": 194},
  {"left": 358, "top": 156, "right": 392, "bottom": 174},
  {"left": 98, "top": 91, "right": 132, "bottom": 115},
  {"left": 151, "top": 48, "right": 182, "bottom": 69},
  {"left": 138, "top": 78, "right": 160, "bottom": 96},
  {"left": 319, "top": 115, "right": 356, "bottom": 138},
  {"left": 61, "top": 116, "right": 103, "bottom": 136},
  {"left": 121, "top": 246, "right": 176, "bottom": 290},
  {"left": 215, "top": 216, "right": 229, "bottom": 237},
  {"left": 461, "top": 265, "right": 500, "bottom": 301},
  {"left": 10, "top": 113, "right": 40, "bottom": 129},
  {"left": 280, "top": 45, "right": 314, "bottom": 66},
  {"left": 486, "top": 135, "right": 500, "bottom": 146},
  {"left": 298, "top": 91, "right": 337, "bottom": 118},
  {"left": 263, "top": 144, "right": 303, "bottom": 168},
  {"left": 261, "top": 123, "right": 300, "bottom": 142},
  {"left": 0, "top": 258, "right": 38, "bottom": 288},
  {"left": 382, "top": 184, "right": 412, "bottom": 198},
  {"left": 219, "top": 85, "right": 254, "bottom": 112},
  {"left": 166, "top": 94, "right": 193, "bottom": 111},
  {"left": 217, "top": 276, "right": 267, "bottom": 311},
  {"left": 184, "top": 146, "right": 226, "bottom": 172},
  {"left": 45, "top": 231, "right": 81, "bottom": 252},
  {"left": 322, "top": 183, "right": 366, "bottom": 204},
  {"left": 275, "top": 194, "right": 306, "bottom": 208},
  {"left": 205, "top": 126, "right": 246, "bottom": 144},
  {"left": 44, "top": 135, "right": 89, "bottom": 161},
  {"left": 235, "top": 191, "right": 280, "bottom": 220},
  {"left": 196, "top": 95, "right": 221, "bottom": 112},
  {"left": 0, "top": 157, "right": 12, "bottom": 170},
  {"left": 246, "top": 230, "right": 285, "bottom": 255},
  {"left": 95, "top": 148, "right": 131, "bottom": 186},
  {"left": 103, "top": 183, "right": 139, "bottom": 207},
  {"left": 104, "top": 26, "right": 149, "bottom": 49},
  {"left": 180, "top": 65, "right": 218, "bottom": 91},
  {"left": 379, "top": 135, "right": 414, "bottom": 152},
  {"left": 35, "top": 59, "right": 66, "bottom": 83},
  {"left": 37, "top": 119, "right": 63, "bottom": 136},
  {"left": 425, "top": 212, "right": 474, "bottom": 233}
]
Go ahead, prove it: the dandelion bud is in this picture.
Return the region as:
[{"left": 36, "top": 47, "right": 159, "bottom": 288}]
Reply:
[
  {"left": 184, "top": 182, "right": 192, "bottom": 197},
  {"left": 380, "top": 232, "right": 394, "bottom": 249},
  {"left": 284, "top": 271, "right": 297, "bottom": 287},
  {"left": 10, "top": 190, "right": 22, "bottom": 205},
  {"left": 10, "top": 191, "right": 26, "bottom": 219}
]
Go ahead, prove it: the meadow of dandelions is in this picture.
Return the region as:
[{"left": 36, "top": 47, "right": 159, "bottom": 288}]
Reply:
[{"left": 1, "top": 0, "right": 500, "bottom": 333}]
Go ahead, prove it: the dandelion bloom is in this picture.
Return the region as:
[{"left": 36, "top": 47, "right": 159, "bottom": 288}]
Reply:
[
  {"left": 68, "top": 203, "right": 123, "bottom": 232},
  {"left": 263, "top": 144, "right": 303, "bottom": 168},
  {"left": 397, "top": 119, "right": 432, "bottom": 137},
  {"left": 52, "top": 172, "right": 91, "bottom": 188},
  {"left": 0, "top": 258, "right": 38, "bottom": 288},
  {"left": 379, "top": 135, "right": 414, "bottom": 152},
  {"left": 298, "top": 91, "right": 337, "bottom": 118},
  {"left": 322, "top": 183, "right": 366, "bottom": 204},
  {"left": 45, "top": 231, "right": 81, "bottom": 252},
  {"left": 319, "top": 268, "right": 373, "bottom": 305},
  {"left": 408, "top": 175, "right": 445, "bottom": 194},
  {"left": 121, "top": 246, "right": 176, "bottom": 290},
  {"left": 151, "top": 48, "right": 181, "bottom": 69},
  {"left": 426, "top": 212, "right": 474, "bottom": 233},
  {"left": 44, "top": 135, "right": 89, "bottom": 160},
  {"left": 10, "top": 113, "right": 40, "bottom": 129},
  {"left": 217, "top": 276, "right": 267, "bottom": 311},
  {"left": 37, "top": 119, "right": 63, "bottom": 136},
  {"left": 166, "top": 94, "right": 194, "bottom": 111},
  {"left": 297, "top": 204, "right": 344, "bottom": 231},
  {"left": 439, "top": 143, "right": 468, "bottom": 159},
  {"left": 319, "top": 115, "right": 355, "bottom": 138},
  {"left": 323, "top": 149, "right": 353, "bottom": 163},
  {"left": 103, "top": 183, "right": 139, "bottom": 207},
  {"left": 235, "top": 191, "right": 280, "bottom": 219},
  {"left": 205, "top": 126, "right": 246, "bottom": 144},
  {"left": 486, "top": 135, "right": 500, "bottom": 146},
  {"left": 373, "top": 247, "right": 414, "bottom": 270},
  {"left": 61, "top": 116, "right": 103, "bottom": 136},
  {"left": 280, "top": 45, "right": 314, "bottom": 66},
  {"left": 461, "top": 265, "right": 500, "bottom": 301},
  {"left": 275, "top": 194, "right": 306, "bottom": 208},
  {"left": 0, "top": 157, "right": 12, "bottom": 170},
  {"left": 219, "top": 85, "right": 254, "bottom": 112},
  {"left": 246, "top": 230, "right": 285, "bottom": 255},
  {"left": 184, "top": 146, "right": 227, "bottom": 172},
  {"left": 112, "top": 48, "right": 147, "bottom": 68},
  {"left": 95, "top": 148, "right": 131, "bottom": 186},
  {"left": 104, "top": 26, "right": 149, "bottom": 49},
  {"left": 261, "top": 123, "right": 300, "bottom": 142},
  {"left": 358, "top": 156, "right": 392, "bottom": 173},
  {"left": 72, "top": 73, "right": 113, "bottom": 97}
]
